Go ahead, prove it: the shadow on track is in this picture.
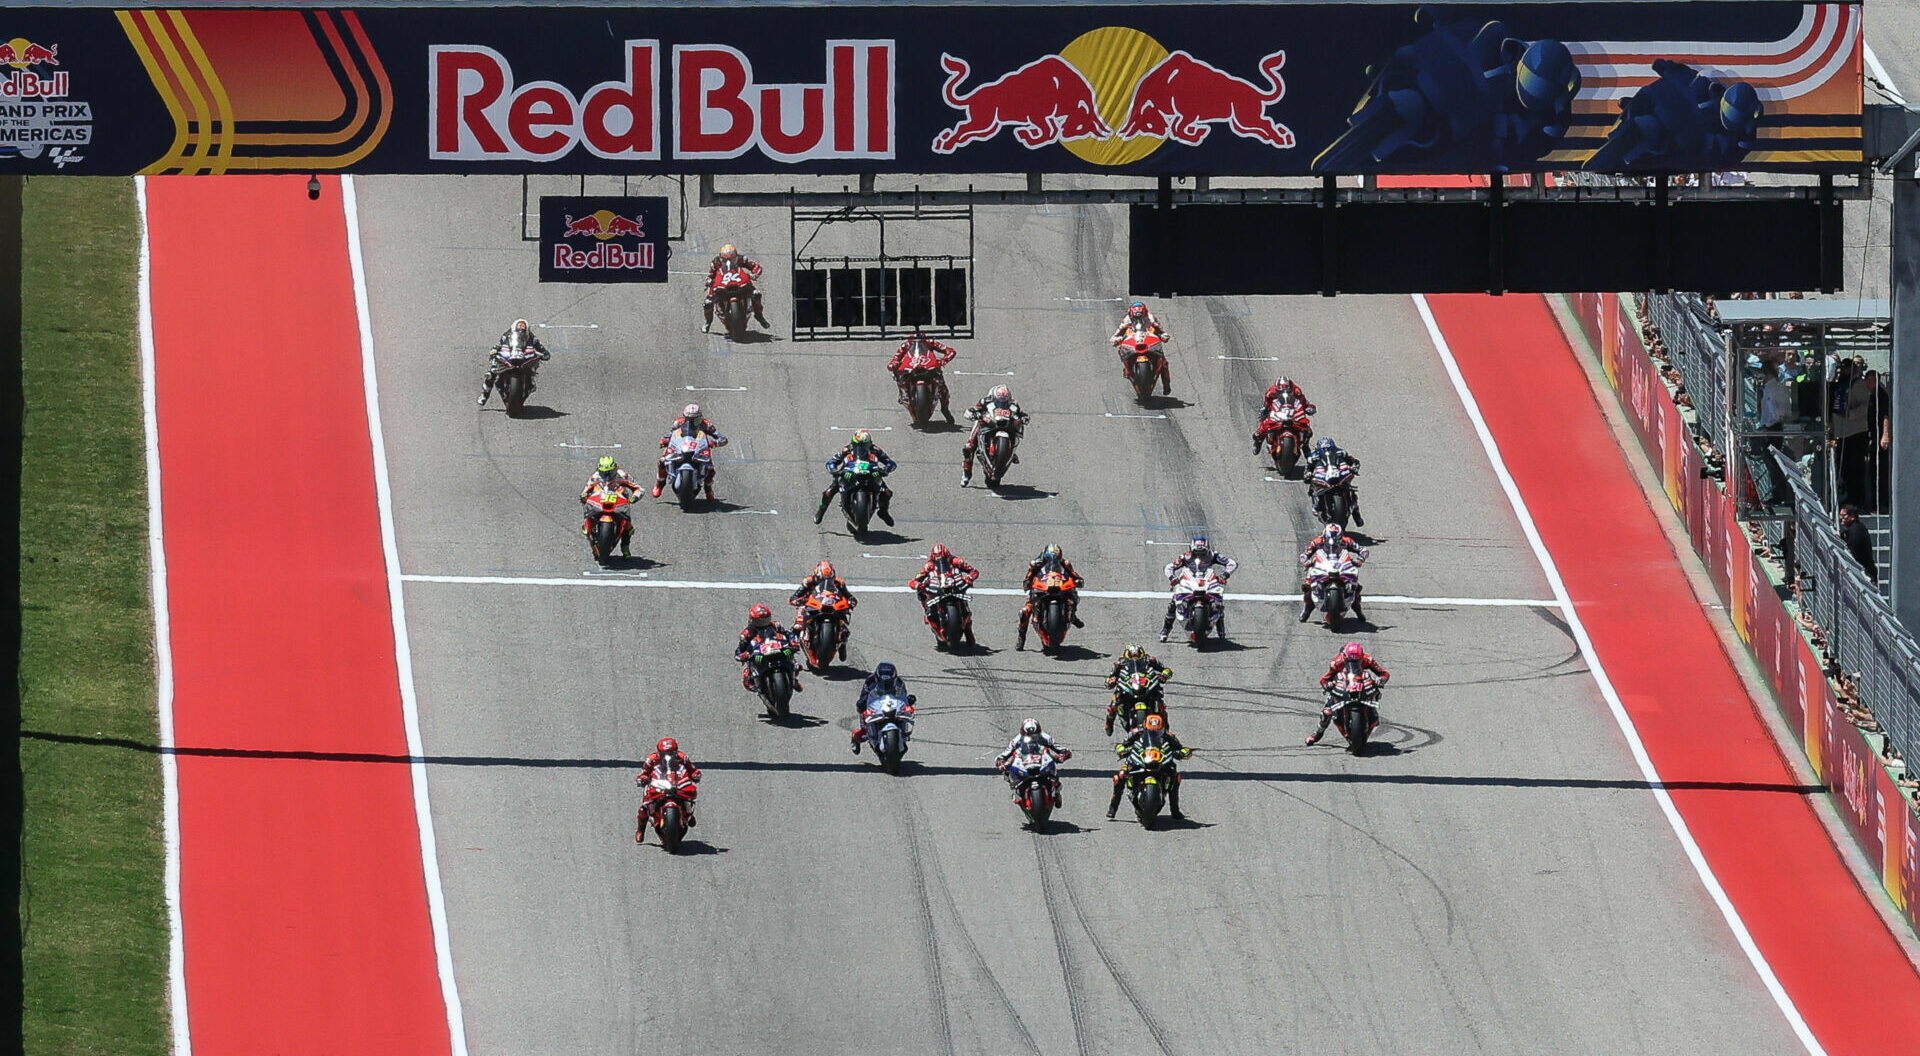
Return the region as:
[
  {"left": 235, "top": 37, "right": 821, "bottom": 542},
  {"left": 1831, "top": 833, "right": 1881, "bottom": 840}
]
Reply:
[
  {"left": 23, "top": 731, "right": 1828, "bottom": 795},
  {"left": 496, "top": 405, "right": 568, "bottom": 419},
  {"left": 985, "top": 484, "right": 1056, "bottom": 501}
]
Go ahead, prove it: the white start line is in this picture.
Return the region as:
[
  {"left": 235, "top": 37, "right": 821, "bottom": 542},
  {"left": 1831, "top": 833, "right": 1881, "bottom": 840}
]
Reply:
[
  {"left": 397, "top": 572, "right": 1554, "bottom": 607},
  {"left": 830, "top": 425, "right": 894, "bottom": 431},
  {"left": 1104, "top": 412, "right": 1168, "bottom": 420},
  {"left": 1216, "top": 355, "right": 1281, "bottom": 361},
  {"left": 686, "top": 385, "right": 748, "bottom": 392},
  {"left": 557, "top": 442, "right": 621, "bottom": 450},
  {"left": 537, "top": 323, "right": 599, "bottom": 329}
]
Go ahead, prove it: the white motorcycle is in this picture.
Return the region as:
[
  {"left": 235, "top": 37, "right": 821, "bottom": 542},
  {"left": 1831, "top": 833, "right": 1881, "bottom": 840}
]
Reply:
[
  {"left": 861, "top": 692, "right": 915, "bottom": 775},
  {"left": 1307, "top": 550, "right": 1364, "bottom": 630},
  {"left": 1170, "top": 565, "right": 1228, "bottom": 644}
]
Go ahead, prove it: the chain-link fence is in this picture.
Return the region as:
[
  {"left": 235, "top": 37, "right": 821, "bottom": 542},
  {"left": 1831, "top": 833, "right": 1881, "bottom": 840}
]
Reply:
[
  {"left": 1775, "top": 450, "right": 1920, "bottom": 762},
  {"left": 1642, "top": 292, "right": 1729, "bottom": 451}
]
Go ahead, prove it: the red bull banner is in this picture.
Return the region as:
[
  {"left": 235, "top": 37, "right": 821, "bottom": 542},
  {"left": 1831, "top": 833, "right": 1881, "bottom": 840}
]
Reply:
[
  {"left": 538, "top": 196, "right": 670, "bottom": 283},
  {"left": 0, "top": 4, "right": 1861, "bottom": 176}
]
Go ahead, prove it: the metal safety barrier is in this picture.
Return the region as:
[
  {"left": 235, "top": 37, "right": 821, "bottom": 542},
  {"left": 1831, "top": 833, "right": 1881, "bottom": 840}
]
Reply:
[
  {"left": 1776, "top": 450, "right": 1920, "bottom": 763},
  {"left": 1641, "top": 292, "right": 1729, "bottom": 452}
]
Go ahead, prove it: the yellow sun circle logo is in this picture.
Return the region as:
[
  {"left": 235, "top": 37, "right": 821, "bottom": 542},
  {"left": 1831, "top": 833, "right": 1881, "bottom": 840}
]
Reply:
[{"left": 1059, "top": 27, "right": 1169, "bottom": 166}]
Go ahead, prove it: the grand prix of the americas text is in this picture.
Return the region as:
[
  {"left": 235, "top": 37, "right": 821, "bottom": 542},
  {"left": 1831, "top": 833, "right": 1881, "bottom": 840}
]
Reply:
[{"left": 430, "top": 39, "right": 895, "bottom": 163}]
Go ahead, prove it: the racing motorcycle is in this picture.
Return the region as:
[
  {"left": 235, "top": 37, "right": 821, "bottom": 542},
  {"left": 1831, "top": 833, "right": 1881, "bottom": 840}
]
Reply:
[
  {"left": 1116, "top": 327, "right": 1168, "bottom": 403},
  {"left": 746, "top": 636, "right": 798, "bottom": 720},
  {"left": 662, "top": 433, "right": 715, "bottom": 509},
  {"left": 1327, "top": 667, "right": 1382, "bottom": 756},
  {"left": 1110, "top": 664, "right": 1167, "bottom": 733},
  {"left": 795, "top": 586, "right": 853, "bottom": 672},
  {"left": 920, "top": 568, "right": 973, "bottom": 650},
  {"left": 711, "top": 264, "right": 757, "bottom": 341},
  {"left": 1119, "top": 735, "right": 1183, "bottom": 829},
  {"left": 1171, "top": 565, "right": 1228, "bottom": 645},
  {"left": 582, "top": 484, "right": 633, "bottom": 564},
  {"left": 1261, "top": 402, "right": 1314, "bottom": 475},
  {"left": 861, "top": 690, "right": 915, "bottom": 775},
  {"left": 642, "top": 776, "right": 697, "bottom": 853},
  {"left": 971, "top": 405, "right": 1022, "bottom": 487},
  {"left": 1030, "top": 569, "right": 1079, "bottom": 650},
  {"left": 489, "top": 334, "right": 544, "bottom": 417},
  {"left": 1309, "top": 460, "right": 1359, "bottom": 529},
  {"left": 901, "top": 366, "right": 941, "bottom": 427},
  {"left": 1003, "top": 740, "right": 1062, "bottom": 829},
  {"left": 838, "top": 459, "right": 888, "bottom": 537},
  {"left": 1307, "top": 551, "right": 1363, "bottom": 630}
]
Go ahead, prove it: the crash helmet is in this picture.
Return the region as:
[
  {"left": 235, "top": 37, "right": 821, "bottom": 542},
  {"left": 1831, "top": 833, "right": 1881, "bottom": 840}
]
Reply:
[
  {"left": 1514, "top": 39, "right": 1578, "bottom": 114},
  {"left": 875, "top": 661, "right": 898, "bottom": 684},
  {"left": 1719, "top": 81, "right": 1762, "bottom": 132},
  {"left": 1341, "top": 641, "right": 1367, "bottom": 662},
  {"left": 683, "top": 403, "right": 701, "bottom": 419},
  {"left": 512, "top": 318, "right": 529, "bottom": 333},
  {"left": 1020, "top": 718, "right": 1041, "bottom": 737},
  {"left": 597, "top": 455, "right": 619, "bottom": 477},
  {"left": 1042, "top": 543, "right": 1063, "bottom": 563},
  {"left": 1143, "top": 713, "right": 1166, "bottom": 732},
  {"left": 1128, "top": 301, "right": 1149, "bottom": 321},
  {"left": 1190, "top": 535, "right": 1211, "bottom": 560},
  {"left": 656, "top": 737, "right": 679, "bottom": 757},
  {"left": 814, "top": 560, "right": 836, "bottom": 580},
  {"left": 1314, "top": 438, "right": 1336, "bottom": 458},
  {"left": 851, "top": 428, "right": 872, "bottom": 447},
  {"left": 719, "top": 244, "right": 738, "bottom": 260},
  {"left": 1324, "top": 523, "right": 1343, "bottom": 542},
  {"left": 748, "top": 603, "right": 773, "bottom": 629},
  {"left": 929, "top": 543, "right": 951, "bottom": 564},
  {"left": 1122, "top": 644, "right": 1147, "bottom": 661},
  {"left": 989, "top": 385, "right": 1012, "bottom": 406}
]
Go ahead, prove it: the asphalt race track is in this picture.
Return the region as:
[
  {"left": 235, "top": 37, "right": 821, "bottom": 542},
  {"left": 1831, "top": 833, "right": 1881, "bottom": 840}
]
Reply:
[{"left": 353, "top": 175, "right": 1802, "bottom": 1055}]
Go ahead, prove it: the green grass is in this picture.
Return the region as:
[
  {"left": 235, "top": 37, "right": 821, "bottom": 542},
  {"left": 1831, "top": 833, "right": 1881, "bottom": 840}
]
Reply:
[{"left": 20, "top": 176, "right": 169, "bottom": 1055}]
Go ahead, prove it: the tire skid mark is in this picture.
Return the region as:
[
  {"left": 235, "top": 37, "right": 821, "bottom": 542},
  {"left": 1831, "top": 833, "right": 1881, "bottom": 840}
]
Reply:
[
  {"left": 1038, "top": 839, "right": 1178, "bottom": 1056},
  {"left": 896, "top": 800, "right": 958, "bottom": 1056}
]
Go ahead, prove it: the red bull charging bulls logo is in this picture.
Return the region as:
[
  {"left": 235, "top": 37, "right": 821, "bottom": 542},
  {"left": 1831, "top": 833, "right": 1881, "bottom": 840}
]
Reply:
[{"left": 931, "top": 27, "right": 1294, "bottom": 164}]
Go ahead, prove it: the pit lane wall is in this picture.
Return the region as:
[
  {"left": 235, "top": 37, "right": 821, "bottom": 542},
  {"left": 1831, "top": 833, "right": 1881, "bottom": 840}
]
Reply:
[
  {"left": 0, "top": 4, "right": 1863, "bottom": 176},
  {"left": 1560, "top": 292, "right": 1920, "bottom": 937}
]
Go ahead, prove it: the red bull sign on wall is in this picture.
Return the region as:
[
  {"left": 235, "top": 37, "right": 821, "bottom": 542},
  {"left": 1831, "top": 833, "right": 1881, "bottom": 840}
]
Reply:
[
  {"left": 0, "top": 4, "right": 1863, "bottom": 176},
  {"left": 538, "top": 196, "right": 671, "bottom": 283}
]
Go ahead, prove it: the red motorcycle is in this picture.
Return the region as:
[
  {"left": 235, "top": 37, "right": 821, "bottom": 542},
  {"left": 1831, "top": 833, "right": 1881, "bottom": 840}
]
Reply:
[
  {"left": 710, "top": 265, "right": 757, "bottom": 340},
  {"left": 582, "top": 485, "right": 633, "bottom": 564},
  {"left": 641, "top": 776, "right": 699, "bottom": 852},
  {"left": 1115, "top": 329, "right": 1168, "bottom": 402},
  {"left": 1258, "top": 401, "right": 1313, "bottom": 475}
]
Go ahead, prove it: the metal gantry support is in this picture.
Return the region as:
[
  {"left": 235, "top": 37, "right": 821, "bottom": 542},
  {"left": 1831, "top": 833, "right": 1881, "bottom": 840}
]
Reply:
[{"left": 1886, "top": 130, "right": 1920, "bottom": 632}]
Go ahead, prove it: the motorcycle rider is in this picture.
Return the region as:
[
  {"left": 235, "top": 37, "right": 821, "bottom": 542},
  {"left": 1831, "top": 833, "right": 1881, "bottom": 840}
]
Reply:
[
  {"left": 887, "top": 327, "right": 959, "bottom": 424},
  {"left": 995, "top": 718, "right": 1073, "bottom": 808},
  {"left": 909, "top": 543, "right": 980, "bottom": 645},
  {"left": 850, "top": 661, "right": 915, "bottom": 753},
  {"left": 789, "top": 560, "right": 858, "bottom": 655},
  {"left": 477, "top": 318, "right": 551, "bottom": 406},
  {"left": 813, "top": 429, "right": 898, "bottom": 527},
  {"left": 580, "top": 455, "right": 642, "bottom": 557},
  {"left": 1105, "top": 645, "right": 1173, "bottom": 736},
  {"left": 1306, "top": 437, "right": 1364, "bottom": 527},
  {"left": 654, "top": 403, "right": 730, "bottom": 500},
  {"left": 1299, "top": 523, "right": 1370, "bottom": 622},
  {"left": 1016, "top": 543, "right": 1086, "bottom": 650},
  {"left": 1106, "top": 712, "right": 1192, "bottom": 820},
  {"left": 635, "top": 737, "right": 702, "bottom": 843},
  {"left": 960, "top": 384, "right": 1031, "bottom": 487},
  {"left": 1262, "top": 376, "right": 1316, "bottom": 416},
  {"left": 1110, "top": 300, "right": 1172, "bottom": 395},
  {"left": 734, "top": 603, "right": 804, "bottom": 694},
  {"left": 1307, "top": 642, "right": 1390, "bottom": 745},
  {"left": 703, "top": 243, "right": 769, "bottom": 332},
  {"left": 1252, "top": 394, "right": 1314, "bottom": 455},
  {"left": 1161, "top": 534, "right": 1238, "bottom": 642}
]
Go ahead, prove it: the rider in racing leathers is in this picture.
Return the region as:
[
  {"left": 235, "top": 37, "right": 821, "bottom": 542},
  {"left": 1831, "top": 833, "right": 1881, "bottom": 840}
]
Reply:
[
  {"left": 635, "top": 737, "right": 702, "bottom": 842},
  {"left": 1262, "top": 376, "right": 1315, "bottom": 416},
  {"left": 1307, "top": 642, "right": 1389, "bottom": 745},
  {"left": 1305, "top": 437, "right": 1364, "bottom": 527},
  {"left": 995, "top": 718, "right": 1073, "bottom": 807},
  {"left": 1105, "top": 645, "right": 1172, "bottom": 735},
  {"left": 789, "top": 560, "right": 858, "bottom": 652},
  {"left": 850, "top": 661, "right": 914, "bottom": 753},
  {"left": 654, "top": 403, "right": 730, "bottom": 499},
  {"left": 579, "top": 455, "right": 642, "bottom": 557},
  {"left": 703, "top": 244, "right": 770, "bottom": 332},
  {"left": 1110, "top": 300, "right": 1172, "bottom": 395},
  {"left": 888, "top": 328, "right": 959, "bottom": 423},
  {"left": 813, "top": 429, "right": 898, "bottom": 527},
  {"left": 959, "top": 385, "right": 1030, "bottom": 487},
  {"left": 909, "top": 544, "right": 980, "bottom": 645},
  {"left": 1016, "top": 543, "right": 1086, "bottom": 650},
  {"left": 1299, "top": 523, "right": 1370, "bottom": 622},
  {"left": 1107, "top": 713, "right": 1192, "bottom": 820},
  {"left": 734, "top": 603, "right": 805, "bottom": 693},
  {"left": 1252, "top": 395, "right": 1314, "bottom": 455},
  {"left": 477, "top": 319, "right": 551, "bottom": 405},
  {"left": 1160, "top": 534, "right": 1238, "bottom": 641}
]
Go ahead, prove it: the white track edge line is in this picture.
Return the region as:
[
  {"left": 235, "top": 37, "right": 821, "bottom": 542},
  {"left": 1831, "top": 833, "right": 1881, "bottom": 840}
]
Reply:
[
  {"left": 136, "top": 175, "right": 193, "bottom": 1056},
  {"left": 1412, "top": 293, "right": 1823, "bottom": 1055},
  {"left": 342, "top": 174, "right": 471, "bottom": 1056},
  {"left": 1864, "top": 41, "right": 1908, "bottom": 106},
  {"left": 395, "top": 574, "right": 1552, "bottom": 606}
]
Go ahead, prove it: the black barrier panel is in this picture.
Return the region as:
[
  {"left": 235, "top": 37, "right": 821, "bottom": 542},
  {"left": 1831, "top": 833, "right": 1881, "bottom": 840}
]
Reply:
[
  {"left": 0, "top": 5, "right": 1862, "bottom": 176},
  {"left": 899, "top": 269, "right": 934, "bottom": 326},
  {"left": 829, "top": 269, "right": 863, "bottom": 326},
  {"left": 793, "top": 270, "right": 830, "bottom": 328},
  {"left": 538, "top": 196, "right": 670, "bottom": 283},
  {"left": 1131, "top": 199, "right": 1837, "bottom": 295},
  {"left": 934, "top": 268, "right": 969, "bottom": 327},
  {"left": 864, "top": 267, "right": 898, "bottom": 327}
]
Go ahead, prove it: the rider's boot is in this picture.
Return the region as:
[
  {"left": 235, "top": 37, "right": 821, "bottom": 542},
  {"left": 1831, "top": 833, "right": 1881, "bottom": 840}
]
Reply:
[
  {"left": 702, "top": 302, "right": 714, "bottom": 334},
  {"left": 813, "top": 489, "right": 833, "bottom": 524},
  {"left": 876, "top": 489, "right": 895, "bottom": 527},
  {"left": 1299, "top": 588, "right": 1315, "bottom": 623}
]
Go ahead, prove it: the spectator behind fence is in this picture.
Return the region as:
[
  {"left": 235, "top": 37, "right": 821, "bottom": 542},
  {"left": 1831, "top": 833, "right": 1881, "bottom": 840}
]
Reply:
[
  {"left": 1839, "top": 504, "right": 1877, "bottom": 586},
  {"left": 1830, "top": 357, "right": 1871, "bottom": 507}
]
